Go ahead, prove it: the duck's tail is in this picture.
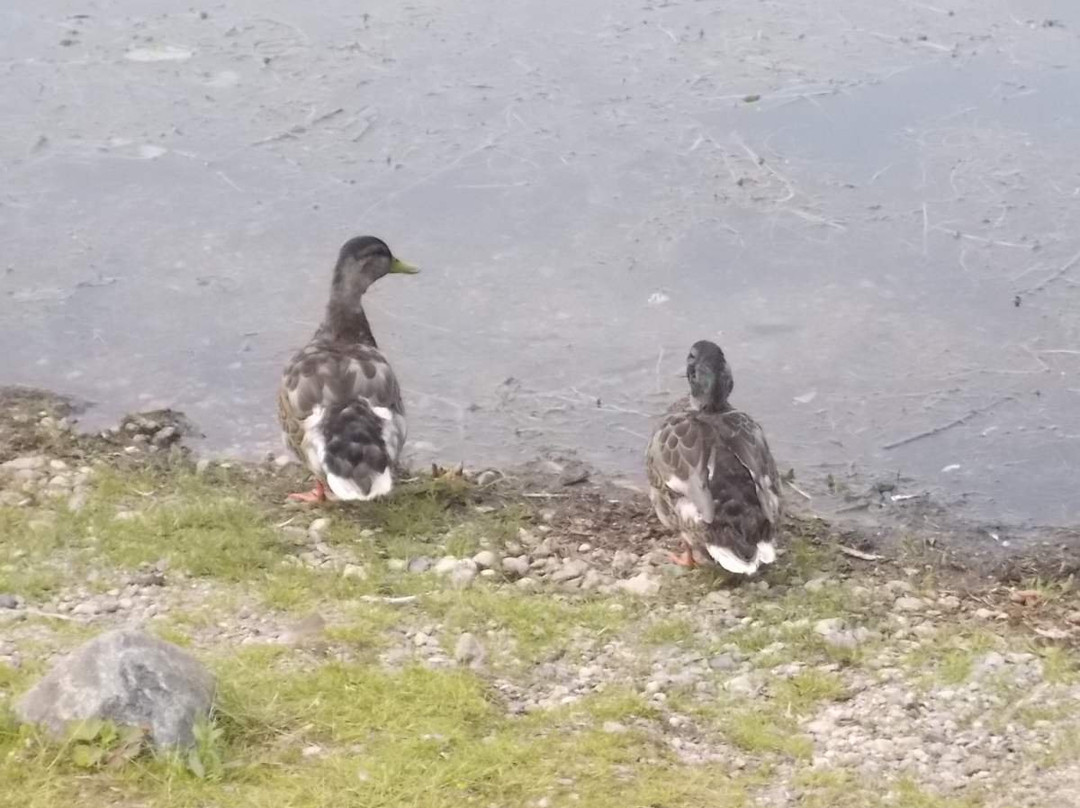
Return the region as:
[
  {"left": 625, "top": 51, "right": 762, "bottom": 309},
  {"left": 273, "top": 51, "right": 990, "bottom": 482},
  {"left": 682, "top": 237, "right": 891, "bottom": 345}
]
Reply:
[
  {"left": 703, "top": 525, "right": 776, "bottom": 576},
  {"left": 307, "top": 400, "right": 401, "bottom": 501}
]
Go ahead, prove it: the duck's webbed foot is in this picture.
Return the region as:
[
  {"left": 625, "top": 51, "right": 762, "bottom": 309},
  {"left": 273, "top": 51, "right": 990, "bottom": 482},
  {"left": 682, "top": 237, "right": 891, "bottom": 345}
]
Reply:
[
  {"left": 287, "top": 480, "right": 327, "bottom": 504},
  {"left": 668, "top": 542, "right": 697, "bottom": 568}
]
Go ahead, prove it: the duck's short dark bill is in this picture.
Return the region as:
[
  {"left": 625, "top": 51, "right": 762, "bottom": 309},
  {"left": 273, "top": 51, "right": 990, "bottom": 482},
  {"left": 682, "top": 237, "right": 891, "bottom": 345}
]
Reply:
[{"left": 390, "top": 257, "right": 419, "bottom": 274}]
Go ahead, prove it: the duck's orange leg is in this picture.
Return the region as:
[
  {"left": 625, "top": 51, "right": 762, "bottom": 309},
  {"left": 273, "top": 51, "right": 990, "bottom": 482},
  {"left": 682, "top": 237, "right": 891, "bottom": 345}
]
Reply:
[
  {"left": 668, "top": 540, "right": 697, "bottom": 568},
  {"left": 287, "top": 480, "right": 327, "bottom": 503}
]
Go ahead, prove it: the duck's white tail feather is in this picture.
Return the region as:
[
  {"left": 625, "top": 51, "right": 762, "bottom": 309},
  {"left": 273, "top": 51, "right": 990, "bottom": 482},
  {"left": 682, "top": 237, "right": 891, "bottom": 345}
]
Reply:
[
  {"left": 326, "top": 467, "right": 393, "bottom": 501},
  {"left": 706, "top": 544, "right": 760, "bottom": 575},
  {"left": 302, "top": 399, "right": 400, "bottom": 501},
  {"left": 755, "top": 541, "right": 776, "bottom": 565}
]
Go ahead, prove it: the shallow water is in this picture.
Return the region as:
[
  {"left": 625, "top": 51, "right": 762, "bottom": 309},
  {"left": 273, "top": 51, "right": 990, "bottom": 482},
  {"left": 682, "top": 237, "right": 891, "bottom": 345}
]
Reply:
[{"left": 2, "top": 0, "right": 1079, "bottom": 526}]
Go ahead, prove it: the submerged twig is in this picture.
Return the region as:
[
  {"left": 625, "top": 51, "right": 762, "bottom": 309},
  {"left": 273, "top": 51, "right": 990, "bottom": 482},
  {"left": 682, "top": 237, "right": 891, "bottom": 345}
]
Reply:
[
  {"left": 931, "top": 227, "right": 1028, "bottom": 250},
  {"left": 882, "top": 396, "right": 1015, "bottom": 450},
  {"left": 869, "top": 164, "right": 892, "bottom": 183},
  {"left": 214, "top": 171, "right": 245, "bottom": 193},
  {"left": 785, "top": 207, "right": 846, "bottom": 230},
  {"left": 309, "top": 108, "right": 344, "bottom": 127},
  {"left": 783, "top": 479, "right": 812, "bottom": 500},
  {"left": 352, "top": 116, "right": 377, "bottom": 142},
  {"left": 838, "top": 545, "right": 884, "bottom": 562},
  {"left": 836, "top": 501, "right": 871, "bottom": 514},
  {"left": 730, "top": 131, "right": 796, "bottom": 203},
  {"left": 921, "top": 202, "right": 929, "bottom": 256},
  {"left": 1019, "top": 248, "right": 1080, "bottom": 296},
  {"left": 250, "top": 107, "right": 345, "bottom": 146}
]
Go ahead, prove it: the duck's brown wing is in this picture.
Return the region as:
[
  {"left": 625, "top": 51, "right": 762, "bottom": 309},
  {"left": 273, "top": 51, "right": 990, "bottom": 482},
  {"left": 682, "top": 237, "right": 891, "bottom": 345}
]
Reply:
[
  {"left": 714, "top": 410, "right": 782, "bottom": 531},
  {"left": 281, "top": 342, "right": 404, "bottom": 419},
  {"left": 698, "top": 410, "right": 781, "bottom": 571},
  {"left": 647, "top": 407, "right": 780, "bottom": 574},
  {"left": 278, "top": 341, "right": 407, "bottom": 499},
  {"left": 646, "top": 410, "right": 715, "bottom": 533}
]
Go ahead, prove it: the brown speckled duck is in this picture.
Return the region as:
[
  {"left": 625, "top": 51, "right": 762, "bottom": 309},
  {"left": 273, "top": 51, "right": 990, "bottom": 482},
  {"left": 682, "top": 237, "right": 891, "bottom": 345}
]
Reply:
[
  {"left": 277, "top": 236, "right": 418, "bottom": 503},
  {"left": 646, "top": 340, "right": 781, "bottom": 575}
]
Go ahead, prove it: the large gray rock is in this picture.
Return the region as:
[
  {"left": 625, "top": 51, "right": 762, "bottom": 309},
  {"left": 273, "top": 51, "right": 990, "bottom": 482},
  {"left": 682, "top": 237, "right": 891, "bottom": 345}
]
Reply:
[{"left": 15, "top": 630, "right": 215, "bottom": 748}]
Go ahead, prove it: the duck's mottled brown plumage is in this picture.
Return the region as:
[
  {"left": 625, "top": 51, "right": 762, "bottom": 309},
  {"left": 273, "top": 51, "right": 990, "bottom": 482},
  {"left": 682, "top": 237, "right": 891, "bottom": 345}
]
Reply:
[
  {"left": 277, "top": 236, "right": 413, "bottom": 501},
  {"left": 645, "top": 340, "right": 781, "bottom": 574}
]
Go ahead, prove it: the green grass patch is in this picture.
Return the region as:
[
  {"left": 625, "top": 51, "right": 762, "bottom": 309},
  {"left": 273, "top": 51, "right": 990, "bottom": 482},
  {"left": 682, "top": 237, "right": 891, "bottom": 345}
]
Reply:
[
  {"left": 260, "top": 566, "right": 374, "bottom": 611},
  {"left": 151, "top": 623, "right": 194, "bottom": 648},
  {"left": 904, "top": 628, "right": 998, "bottom": 687},
  {"left": 0, "top": 662, "right": 38, "bottom": 700},
  {"left": 321, "top": 474, "right": 525, "bottom": 550},
  {"left": 722, "top": 709, "right": 812, "bottom": 759},
  {"left": 0, "top": 466, "right": 288, "bottom": 594},
  {"left": 771, "top": 670, "right": 847, "bottom": 715},
  {"left": 792, "top": 770, "right": 981, "bottom": 808},
  {"left": 323, "top": 604, "right": 399, "bottom": 655},
  {"left": 423, "top": 589, "right": 634, "bottom": 663},
  {"left": 777, "top": 533, "right": 836, "bottom": 581},
  {"left": 725, "top": 619, "right": 866, "bottom": 670},
  {"left": 576, "top": 688, "right": 659, "bottom": 724},
  {"left": 746, "top": 583, "right": 866, "bottom": 625},
  {"left": 2, "top": 464, "right": 524, "bottom": 610},
  {"left": 0, "top": 507, "right": 71, "bottom": 598},
  {"left": 0, "top": 646, "right": 752, "bottom": 808},
  {"left": 939, "top": 650, "right": 975, "bottom": 685},
  {"left": 1037, "top": 645, "right": 1079, "bottom": 685},
  {"left": 641, "top": 615, "right": 696, "bottom": 646},
  {"left": 1042, "top": 723, "right": 1080, "bottom": 769},
  {"left": 278, "top": 481, "right": 526, "bottom": 580},
  {"left": 94, "top": 491, "right": 283, "bottom": 579},
  {"left": 1014, "top": 702, "right": 1074, "bottom": 728},
  {"left": 891, "top": 777, "right": 982, "bottom": 807},
  {"left": 792, "top": 768, "right": 861, "bottom": 808},
  {"left": 716, "top": 582, "right": 883, "bottom": 669}
]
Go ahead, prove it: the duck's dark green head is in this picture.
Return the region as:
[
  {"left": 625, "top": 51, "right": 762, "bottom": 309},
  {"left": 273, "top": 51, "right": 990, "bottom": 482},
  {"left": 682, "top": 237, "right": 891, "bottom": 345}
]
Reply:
[
  {"left": 332, "top": 235, "right": 418, "bottom": 297},
  {"left": 687, "top": 340, "right": 734, "bottom": 411}
]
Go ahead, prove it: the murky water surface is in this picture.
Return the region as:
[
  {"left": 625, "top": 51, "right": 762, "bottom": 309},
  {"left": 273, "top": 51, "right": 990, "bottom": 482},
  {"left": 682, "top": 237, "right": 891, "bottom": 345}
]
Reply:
[{"left": 2, "top": 0, "right": 1079, "bottom": 526}]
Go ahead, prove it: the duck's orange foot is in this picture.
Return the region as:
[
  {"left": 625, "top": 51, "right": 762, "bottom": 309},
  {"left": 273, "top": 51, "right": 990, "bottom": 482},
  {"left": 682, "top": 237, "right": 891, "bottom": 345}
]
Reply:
[
  {"left": 668, "top": 548, "right": 697, "bottom": 568},
  {"left": 287, "top": 480, "right": 327, "bottom": 504}
]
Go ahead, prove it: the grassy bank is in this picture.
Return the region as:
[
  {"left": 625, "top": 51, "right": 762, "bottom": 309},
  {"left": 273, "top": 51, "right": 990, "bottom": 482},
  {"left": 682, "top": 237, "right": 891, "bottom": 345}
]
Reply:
[{"left": 0, "top": 391, "right": 1077, "bottom": 807}]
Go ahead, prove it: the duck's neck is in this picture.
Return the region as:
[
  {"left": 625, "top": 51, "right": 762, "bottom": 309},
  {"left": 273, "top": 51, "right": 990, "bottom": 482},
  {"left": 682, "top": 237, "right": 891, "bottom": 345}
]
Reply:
[
  {"left": 698, "top": 398, "right": 734, "bottom": 414},
  {"left": 692, "top": 370, "right": 734, "bottom": 414},
  {"left": 318, "top": 298, "right": 377, "bottom": 347}
]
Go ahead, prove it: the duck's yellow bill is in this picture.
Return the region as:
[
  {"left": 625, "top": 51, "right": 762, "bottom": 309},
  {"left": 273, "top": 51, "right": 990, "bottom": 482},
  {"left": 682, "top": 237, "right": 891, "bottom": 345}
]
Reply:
[{"left": 390, "top": 257, "right": 420, "bottom": 274}]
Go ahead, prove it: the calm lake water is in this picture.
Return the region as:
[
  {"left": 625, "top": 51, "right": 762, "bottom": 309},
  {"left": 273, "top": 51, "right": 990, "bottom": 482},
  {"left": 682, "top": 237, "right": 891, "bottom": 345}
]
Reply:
[{"left": 2, "top": 0, "right": 1079, "bottom": 527}]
